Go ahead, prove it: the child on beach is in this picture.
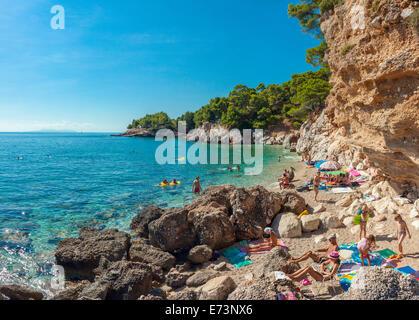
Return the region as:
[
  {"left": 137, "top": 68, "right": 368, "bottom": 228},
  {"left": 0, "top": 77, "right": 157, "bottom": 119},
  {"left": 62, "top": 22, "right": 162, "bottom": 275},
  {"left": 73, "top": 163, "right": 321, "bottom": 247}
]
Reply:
[
  {"left": 358, "top": 204, "right": 370, "bottom": 240},
  {"left": 394, "top": 214, "right": 411, "bottom": 258},
  {"left": 357, "top": 234, "right": 376, "bottom": 267}
]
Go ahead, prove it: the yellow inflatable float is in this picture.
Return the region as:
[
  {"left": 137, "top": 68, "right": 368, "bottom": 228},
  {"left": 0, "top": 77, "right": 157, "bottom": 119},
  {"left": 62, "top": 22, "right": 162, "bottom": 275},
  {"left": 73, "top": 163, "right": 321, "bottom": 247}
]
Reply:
[
  {"left": 159, "top": 181, "right": 181, "bottom": 186},
  {"left": 298, "top": 210, "right": 308, "bottom": 219}
]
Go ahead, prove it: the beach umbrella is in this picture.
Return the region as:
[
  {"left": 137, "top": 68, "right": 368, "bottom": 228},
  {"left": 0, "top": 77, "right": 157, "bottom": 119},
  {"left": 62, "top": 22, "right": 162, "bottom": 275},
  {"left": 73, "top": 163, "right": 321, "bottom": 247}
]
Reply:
[{"left": 320, "top": 161, "right": 342, "bottom": 171}]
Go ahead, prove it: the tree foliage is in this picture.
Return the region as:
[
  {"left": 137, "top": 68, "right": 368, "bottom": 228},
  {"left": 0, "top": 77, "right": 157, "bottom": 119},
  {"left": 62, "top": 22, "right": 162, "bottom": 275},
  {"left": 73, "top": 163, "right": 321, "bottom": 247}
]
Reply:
[{"left": 128, "top": 69, "right": 331, "bottom": 131}]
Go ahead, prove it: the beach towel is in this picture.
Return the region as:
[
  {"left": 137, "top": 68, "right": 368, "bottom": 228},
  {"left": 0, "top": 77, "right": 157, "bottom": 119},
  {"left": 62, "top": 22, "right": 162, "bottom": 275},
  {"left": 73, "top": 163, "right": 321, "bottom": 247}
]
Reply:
[
  {"left": 349, "top": 169, "right": 361, "bottom": 177},
  {"left": 339, "top": 243, "right": 358, "bottom": 251},
  {"left": 338, "top": 262, "right": 362, "bottom": 274},
  {"left": 315, "top": 161, "right": 327, "bottom": 169},
  {"left": 375, "top": 248, "right": 398, "bottom": 259},
  {"left": 396, "top": 266, "right": 416, "bottom": 275},
  {"left": 277, "top": 292, "right": 297, "bottom": 300},
  {"left": 324, "top": 170, "right": 347, "bottom": 175},
  {"left": 331, "top": 187, "right": 354, "bottom": 194},
  {"left": 246, "top": 239, "right": 287, "bottom": 254},
  {"left": 338, "top": 271, "right": 359, "bottom": 291},
  {"left": 351, "top": 251, "right": 384, "bottom": 266},
  {"left": 221, "top": 246, "right": 253, "bottom": 268}
]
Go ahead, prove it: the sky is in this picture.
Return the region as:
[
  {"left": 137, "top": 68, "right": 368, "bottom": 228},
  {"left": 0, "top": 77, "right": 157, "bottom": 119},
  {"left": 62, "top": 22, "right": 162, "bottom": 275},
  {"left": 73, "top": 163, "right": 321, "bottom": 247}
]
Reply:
[{"left": 0, "top": 0, "right": 320, "bottom": 133}]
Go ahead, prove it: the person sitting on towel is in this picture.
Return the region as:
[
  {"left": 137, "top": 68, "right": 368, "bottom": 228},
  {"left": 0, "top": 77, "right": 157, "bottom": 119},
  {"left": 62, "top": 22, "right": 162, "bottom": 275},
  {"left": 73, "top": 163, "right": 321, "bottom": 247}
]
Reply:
[
  {"left": 288, "top": 233, "right": 339, "bottom": 264},
  {"left": 263, "top": 227, "right": 278, "bottom": 248},
  {"left": 286, "top": 251, "right": 341, "bottom": 282}
]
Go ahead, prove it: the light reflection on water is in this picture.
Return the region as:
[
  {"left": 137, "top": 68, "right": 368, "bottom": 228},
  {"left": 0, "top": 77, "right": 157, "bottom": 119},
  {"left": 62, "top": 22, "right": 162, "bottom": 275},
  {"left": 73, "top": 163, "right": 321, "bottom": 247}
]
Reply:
[{"left": 0, "top": 133, "right": 299, "bottom": 297}]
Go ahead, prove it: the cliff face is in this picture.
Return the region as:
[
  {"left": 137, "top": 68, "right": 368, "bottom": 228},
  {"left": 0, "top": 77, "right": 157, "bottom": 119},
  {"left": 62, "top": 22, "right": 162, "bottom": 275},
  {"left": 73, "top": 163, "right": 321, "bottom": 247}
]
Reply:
[{"left": 297, "top": 0, "right": 419, "bottom": 189}]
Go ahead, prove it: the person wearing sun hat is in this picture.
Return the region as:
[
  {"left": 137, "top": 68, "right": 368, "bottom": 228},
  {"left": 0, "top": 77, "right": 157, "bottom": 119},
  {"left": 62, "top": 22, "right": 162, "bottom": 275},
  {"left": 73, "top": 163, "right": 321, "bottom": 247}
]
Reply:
[
  {"left": 286, "top": 250, "right": 341, "bottom": 282},
  {"left": 289, "top": 233, "right": 339, "bottom": 264}
]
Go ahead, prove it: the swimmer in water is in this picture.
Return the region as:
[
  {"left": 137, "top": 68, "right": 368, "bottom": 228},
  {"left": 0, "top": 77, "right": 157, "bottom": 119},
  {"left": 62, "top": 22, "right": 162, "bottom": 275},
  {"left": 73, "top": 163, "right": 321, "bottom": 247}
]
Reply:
[{"left": 192, "top": 176, "right": 202, "bottom": 194}]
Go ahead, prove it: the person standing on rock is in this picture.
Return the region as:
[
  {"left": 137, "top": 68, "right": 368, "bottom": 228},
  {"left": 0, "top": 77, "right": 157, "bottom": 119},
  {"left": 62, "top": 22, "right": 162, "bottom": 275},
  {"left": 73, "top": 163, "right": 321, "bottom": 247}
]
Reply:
[
  {"left": 313, "top": 171, "right": 321, "bottom": 202},
  {"left": 192, "top": 176, "right": 201, "bottom": 195}
]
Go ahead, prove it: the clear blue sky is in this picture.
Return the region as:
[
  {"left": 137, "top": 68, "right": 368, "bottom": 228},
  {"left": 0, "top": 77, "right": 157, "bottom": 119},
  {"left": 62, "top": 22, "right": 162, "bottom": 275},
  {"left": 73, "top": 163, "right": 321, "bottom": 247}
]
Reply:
[{"left": 0, "top": 0, "right": 319, "bottom": 132}]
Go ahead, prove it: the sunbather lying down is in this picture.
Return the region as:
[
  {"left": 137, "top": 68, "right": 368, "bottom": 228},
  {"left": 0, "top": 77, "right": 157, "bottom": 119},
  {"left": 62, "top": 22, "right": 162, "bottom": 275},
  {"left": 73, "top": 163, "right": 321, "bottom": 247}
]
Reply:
[{"left": 286, "top": 251, "right": 341, "bottom": 282}]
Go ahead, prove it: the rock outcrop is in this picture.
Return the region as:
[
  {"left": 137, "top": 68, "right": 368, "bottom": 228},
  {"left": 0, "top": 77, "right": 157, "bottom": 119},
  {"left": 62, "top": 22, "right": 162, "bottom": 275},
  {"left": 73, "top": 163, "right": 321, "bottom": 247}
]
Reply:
[
  {"left": 0, "top": 285, "right": 44, "bottom": 300},
  {"left": 129, "top": 240, "right": 176, "bottom": 270},
  {"left": 148, "top": 185, "right": 303, "bottom": 252},
  {"left": 296, "top": 0, "right": 419, "bottom": 189},
  {"left": 55, "top": 227, "right": 131, "bottom": 281},
  {"left": 334, "top": 267, "right": 419, "bottom": 300}
]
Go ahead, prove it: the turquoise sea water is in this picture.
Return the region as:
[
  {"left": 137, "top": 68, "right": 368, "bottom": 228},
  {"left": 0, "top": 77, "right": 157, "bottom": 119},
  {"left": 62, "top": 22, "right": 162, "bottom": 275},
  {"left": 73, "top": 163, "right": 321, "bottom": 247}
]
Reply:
[{"left": 0, "top": 132, "right": 299, "bottom": 295}]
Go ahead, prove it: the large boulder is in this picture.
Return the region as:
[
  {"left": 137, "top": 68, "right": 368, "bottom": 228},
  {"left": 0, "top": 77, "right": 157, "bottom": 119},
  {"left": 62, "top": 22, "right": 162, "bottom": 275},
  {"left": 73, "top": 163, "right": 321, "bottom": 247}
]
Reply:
[
  {"left": 166, "top": 270, "right": 191, "bottom": 289},
  {"left": 272, "top": 212, "right": 302, "bottom": 238},
  {"left": 186, "top": 270, "right": 219, "bottom": 287},
  {"left": 199, "top": 276, "right": 236, "bottom": 300},
  {"left": 187, "top": 245, "right": 213, "bottom": 264},
  {"left": 334, "top": 267, "right": 419, "bottom": 300},
  {"left": 301, "top": 215, "right": 321, "bottom": 232},
  {"left": 147, "top": 185, "right": 285, "bottom": 252},
  {"left": 148, "top": 208, "right": 197, "bottom": 252},
  {"left": 55, "top": 227, "right": 131, "bottom": 281},
  {"left": 0, "top": 285, "right": 44, "bottom": 300},
  {"left": 130, "top": 206, "right": 165, "bottom": 238},
  {"left": 320, "top": 212, "right": 343, "bottom": 229},
  {"left": 336, "top": 195, "right": 354, "bottom": 207},
  {"left": 97, "top": 261, "right": 153, "bottom": 300},
  {"left": 129, "top": 240, "right": 176, "bottom": 270},
  {"left": 278, "top": 192, "right": 306, "bottom": 214},
  {"left": 168, "top": 290, "right": 199, "bottom": 300},
  {"left": 370, "top": 197, "right": 399, "bottom": 215},
  {"left": 228, "top": 277, "right": 299, "bottom": 300},
  {"left": 253, "top": 246, "right": 299, "bottom": 276},
  {"left": 52, "top": 281, "right": 91, "bottom": 300}
]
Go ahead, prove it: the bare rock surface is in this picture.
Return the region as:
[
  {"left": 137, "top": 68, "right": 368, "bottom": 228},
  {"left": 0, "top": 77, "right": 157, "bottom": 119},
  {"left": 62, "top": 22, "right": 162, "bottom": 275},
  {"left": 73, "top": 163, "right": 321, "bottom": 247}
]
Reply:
[
  {"left": 334, "top": 267, "right": 419, "bottom": 300},
  {"left": 0, "top": 285, "right": 44, "bottom": 300},
  {"left": 55, "top": 227, "right": 130, "bottom": 281},
  {"left": 129, "top": 240, "right": 176, "bottom": 270}
]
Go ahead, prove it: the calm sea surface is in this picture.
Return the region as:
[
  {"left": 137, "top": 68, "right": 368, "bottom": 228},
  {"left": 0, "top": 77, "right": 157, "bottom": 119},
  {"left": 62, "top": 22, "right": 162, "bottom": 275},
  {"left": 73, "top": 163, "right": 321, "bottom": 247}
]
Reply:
[{"left": 0, "top": 132, "right": 298, "bottom": 296}]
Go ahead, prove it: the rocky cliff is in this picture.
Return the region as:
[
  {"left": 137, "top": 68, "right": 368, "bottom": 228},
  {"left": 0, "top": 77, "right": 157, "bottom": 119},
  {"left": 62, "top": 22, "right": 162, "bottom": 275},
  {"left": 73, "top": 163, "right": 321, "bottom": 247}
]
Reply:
[{"left": 297, "top": 0, "right": 419, "bottom": 190}]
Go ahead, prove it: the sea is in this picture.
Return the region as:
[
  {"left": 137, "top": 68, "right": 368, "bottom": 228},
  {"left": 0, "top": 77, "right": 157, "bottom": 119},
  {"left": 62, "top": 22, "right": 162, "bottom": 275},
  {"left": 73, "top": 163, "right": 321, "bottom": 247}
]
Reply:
[{"left": 0, "top": 132, "right": 299, "bottom": 296}]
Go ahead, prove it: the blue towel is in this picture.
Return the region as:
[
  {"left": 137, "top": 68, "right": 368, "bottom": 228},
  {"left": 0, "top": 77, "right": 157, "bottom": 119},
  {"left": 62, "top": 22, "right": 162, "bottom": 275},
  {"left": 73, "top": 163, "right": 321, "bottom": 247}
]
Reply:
[{"left": 396, "top": 266, "right": 416, "bottom": 275}]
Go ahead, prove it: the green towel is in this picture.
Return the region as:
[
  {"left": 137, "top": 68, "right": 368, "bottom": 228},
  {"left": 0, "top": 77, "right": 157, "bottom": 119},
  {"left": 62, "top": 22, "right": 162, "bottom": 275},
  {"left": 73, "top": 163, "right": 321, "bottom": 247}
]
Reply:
[{"left": 375, "top": 248, "right": 397, "bottom": 259}]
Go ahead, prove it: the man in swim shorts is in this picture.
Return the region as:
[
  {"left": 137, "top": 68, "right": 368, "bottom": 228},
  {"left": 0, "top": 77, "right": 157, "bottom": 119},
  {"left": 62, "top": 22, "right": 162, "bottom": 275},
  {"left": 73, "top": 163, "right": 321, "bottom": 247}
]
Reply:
[
  {"left": 192, "top": 176, "right": 201, "bottom": 195},
  {"left": 289, "top": 233, "right": 339, "bottom": 264}
]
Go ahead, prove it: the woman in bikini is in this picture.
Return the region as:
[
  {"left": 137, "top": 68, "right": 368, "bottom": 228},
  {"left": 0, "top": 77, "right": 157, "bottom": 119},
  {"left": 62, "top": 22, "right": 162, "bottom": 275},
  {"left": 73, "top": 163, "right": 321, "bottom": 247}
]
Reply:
[
  {"left": 395, "top": 214, "right": 411, "bottom": 258},
  {"left": 262, "top": 227, "right": 278, "bottom": 248},
  {"left": 286, "top": 251, "right": 341, "bottom": 282},
  {"left": 313, "top": 171, "right": 321, "bottom": 202}
]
